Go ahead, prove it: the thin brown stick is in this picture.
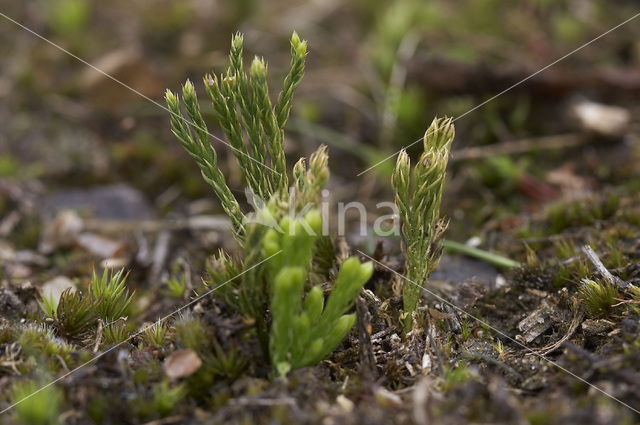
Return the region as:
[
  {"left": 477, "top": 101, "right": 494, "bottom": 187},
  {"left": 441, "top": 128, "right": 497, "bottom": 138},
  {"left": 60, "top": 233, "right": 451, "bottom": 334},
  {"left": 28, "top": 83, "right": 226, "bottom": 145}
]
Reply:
[{"left": 451, "top": 133, "right": 585, "bottom": 162}]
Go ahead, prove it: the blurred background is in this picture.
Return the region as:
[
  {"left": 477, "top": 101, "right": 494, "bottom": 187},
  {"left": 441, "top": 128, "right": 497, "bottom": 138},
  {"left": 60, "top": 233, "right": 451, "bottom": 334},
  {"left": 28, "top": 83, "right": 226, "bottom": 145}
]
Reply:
[{"left": 1, "top": 0, "right": 640, "bottom": 270}]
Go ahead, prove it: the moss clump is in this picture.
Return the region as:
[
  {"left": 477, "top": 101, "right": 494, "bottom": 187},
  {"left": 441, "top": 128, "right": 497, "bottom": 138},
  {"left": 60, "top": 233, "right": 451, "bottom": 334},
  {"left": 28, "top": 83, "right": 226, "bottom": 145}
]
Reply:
[
  {"left": 578, "top": 279, "right": 618, "bottom": 318},
  {"left": 263, "top": 210, "right": 373, "bottom": 377},
  {"left": 9, "top": 378, "right": 63, "bottom": 425},
  {"left": 547, "top": 194, "right": 619, "bottom": 233}
]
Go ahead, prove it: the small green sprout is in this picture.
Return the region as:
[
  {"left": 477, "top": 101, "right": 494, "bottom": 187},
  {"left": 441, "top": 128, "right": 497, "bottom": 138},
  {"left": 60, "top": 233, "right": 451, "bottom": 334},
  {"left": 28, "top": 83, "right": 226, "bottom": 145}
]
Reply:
[
  {"left": 102, "top": 320, "right": 129, "bottom": 346},
  {"left": 89, "top": 268, "right": 134, "bottom": 322},
  {"left": 262, "top": 210, "right": 373, "bottom": 377},
  {"left": 17, "top": 324, "right": 74, "bottom": 372},
  {"left": 204, "top": 250, "right": 244, "bottom": 310},
  {"left": 174, "top": 312, "right": 208, "bottom": 353},
  {"left": 206, "top": 340, "right": 248, "bottom": 380},
  {"left": 38, "top": 269, "right": 133, "bottom": 339},
  {"left": 38, "top": 293, "right": 59, "bottom": 320},
  {"left": 10, "top": 378, "right": 62, "bottom": 425},
  {"left": 164, "top": 274, "right": 187, "bottom": 299},
  {"left": 492, "top": 339, "right": 507, "bottom": 360},
  {"left": 460, "top": 321, "right": 472, "bottom": 342},
  {"left": 578, "top": 278, "right": 619, "bottom": 318},
  {"left": 152, "top": 380, "right": 186, "bottom": 417},
  {"left": 54, "top": 288, "right": 97, "bottom": 338},
  {"left": 393, "top": 117, "right": 454, "bottom": 331},
  {"left": 141, "top": 321, "right": 171, "bottom": 348},
  {"left": 133, "top": 380, "right": 185, "bottom": 420}
]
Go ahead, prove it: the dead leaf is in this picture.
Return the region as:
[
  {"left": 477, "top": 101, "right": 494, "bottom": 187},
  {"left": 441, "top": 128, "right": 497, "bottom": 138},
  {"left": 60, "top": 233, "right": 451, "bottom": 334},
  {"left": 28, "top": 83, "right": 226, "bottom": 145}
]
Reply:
[
  {"left": 39, "top": 210, "right": 83, "bottom": 254},
  {"left": 163, "top": 349, "right": 202, "bottom": 380},
  {"left": 41, "top": 276, "right": 76, "bottom": 304},
  {"left": 571, "top": 100, "right": 630, "bottom": 136},
  {"left": 76, "top": 232, "right": 124, "bottom": 258}
]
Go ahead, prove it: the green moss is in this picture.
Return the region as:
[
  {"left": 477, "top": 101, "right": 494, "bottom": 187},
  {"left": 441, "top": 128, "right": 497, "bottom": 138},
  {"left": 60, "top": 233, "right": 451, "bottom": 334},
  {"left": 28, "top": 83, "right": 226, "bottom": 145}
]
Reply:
[
  {"left": 15, "top": 324, "right": 74, "bottom": 373},
  {"left": 441, "top": 363, "right": 473, "bottom": 391},
  {"left": 579, "top": 279, "right": 618, "bottom": 318},
  {"left": 551, "top": 257, "right": 590, "bottom": 288},
  {"left": 47, "top": 0, "right": 90, "bottom": 37},
  {"left": 206, "top": 341, "right": 247, "bottom": 380},
  {"left": 10, "top": 378, "right": 63, "bottom": 425},
  {"left": 164, "top": 273, "right": 187, "bottom": 299},
  {"left": 89, "top": 268, "right": 134, "bottom": 322},
  {"left": 174, "top": 312, "right": 208, "bottom": 353},
  {"left": 49, "top": 289, "right": 97, "bottom": 338},
  {"left": 131, "top": 380, "right": 186, "bottom": 420},
  {"left": 38, "top": 269, "right": 134, "bottom": 340},
  {"left": 553, "top": 238, "right": 578, "bottom": 259},
  {"left": 140, "top": 321, "right": 171, "bottom": 348},
  {"left": 547, "top": 194, "right": 619, "bottom": 234},
  {"left": 13, "top": 217, "right": 42, "bottom": 250},
  {"left": 131, "top": 357, "right": 163, "bottom": 385},
  {"left": 102, "top": 320, "right": 130, "bottom": 346}
]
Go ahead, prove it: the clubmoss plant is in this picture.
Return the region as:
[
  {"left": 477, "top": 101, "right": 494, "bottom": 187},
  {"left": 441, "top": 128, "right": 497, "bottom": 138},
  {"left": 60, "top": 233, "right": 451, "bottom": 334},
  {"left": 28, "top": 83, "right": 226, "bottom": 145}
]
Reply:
[
  {"left": 393, "top": 117, "right": 454, "bottom": 331},
  {"left": 167, "top": 32, "right": 370, "bottom": 376},
  {"left": 165, "top": 32, "right": 308, "bottom": 241},
  {"left": 262, "top": 210, "right": 373, "bottom": 377}
]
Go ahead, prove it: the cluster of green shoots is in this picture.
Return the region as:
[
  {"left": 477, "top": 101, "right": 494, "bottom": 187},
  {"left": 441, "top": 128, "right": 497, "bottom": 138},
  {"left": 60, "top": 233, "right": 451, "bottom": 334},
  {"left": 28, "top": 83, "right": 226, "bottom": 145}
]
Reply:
[
  {"left": 393, "top": 117, "right": 453, "bottom": 331},
  {"left": 578, "top": 278, "right": 619, "bottom": 318},
  {"left": 39, "top": 269, "right": 133, "bottom": 338},
  {"left": 167, "top": 31, "right": 453, "bottom": 374},
  {"left": 10, "top": 270, "right": 132, "bottom": 424},
  {"left": 263, "top": 210, "right": 373, "bottom": 376},
  {"left": 9, "top": 378, "right": 62, "bottom": 425},
  {"left": 166, "top": 31, "right": 308, "bottom": 241},
  {"left": 166, "top": 32, "right": 377, "bottom": 375}
]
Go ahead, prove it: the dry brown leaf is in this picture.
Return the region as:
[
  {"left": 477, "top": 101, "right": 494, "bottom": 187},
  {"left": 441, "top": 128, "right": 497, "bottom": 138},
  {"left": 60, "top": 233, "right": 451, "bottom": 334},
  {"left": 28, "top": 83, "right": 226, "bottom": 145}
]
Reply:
[{"left": 163, "top": 349, "right": 202, "bottom": 380}]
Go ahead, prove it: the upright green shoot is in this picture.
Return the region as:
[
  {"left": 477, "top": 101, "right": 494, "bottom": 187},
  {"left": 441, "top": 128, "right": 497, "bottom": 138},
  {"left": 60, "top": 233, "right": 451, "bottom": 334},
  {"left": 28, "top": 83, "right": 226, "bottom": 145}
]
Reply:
[
  {"left": 89, "top": 268, "right": 134, "bottom": 322},
  {"left": 393, "top": 117, "right": 454, "bottom": 332},
  {"left": 165, "top": 32, "right": 308, "bottom": 241},
  {"left": 262, "top": 210, "right": 373, "bottom": 377}
]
